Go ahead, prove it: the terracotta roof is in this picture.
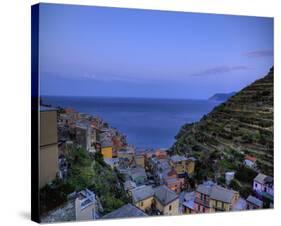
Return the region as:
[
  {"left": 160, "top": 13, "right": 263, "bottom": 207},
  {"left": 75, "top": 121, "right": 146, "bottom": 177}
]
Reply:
[{"left": 245, "top": 155, "right": 257, "bottom": 162}]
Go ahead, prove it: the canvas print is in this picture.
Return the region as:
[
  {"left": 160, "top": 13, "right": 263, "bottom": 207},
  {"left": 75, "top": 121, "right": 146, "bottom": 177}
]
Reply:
[{"left": 31, "top": 3, "right": 274, "bottom": 223}]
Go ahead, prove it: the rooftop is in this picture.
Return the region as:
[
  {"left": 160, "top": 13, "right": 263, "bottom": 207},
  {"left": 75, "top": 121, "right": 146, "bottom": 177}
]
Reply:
[
  {"left": 182, "top": 192, "right": 196, "bottom": 210},
  {"left": 254, "top": 173, "right": 273, "bottom": 184},
  {"left": 154, "top": 185, "right": 179, "bottom": 206},
  {"left": 196, "top": 184, "right": 237, "bottom": 203},
  {"left": 246, "top": 195, "right": 263, "bottom": 208},
  {"left": 245, "top": 155, "right": 257, "bottom": 162},
  {"left": 104, "top": 158, "right": 119, "bottom": 167},
  {"left": 131, "top": 185, "right": 154, "bottom": 203},
  {"left": 76, "top": 189, "right": 96, "bottom": 210},
  {"left": 210, "top": 185, "right": 237, "bottom": 203},
  {"left": 196, "top": 184, "right": 213, "bottom": 196},
  {"left": 170, "top": 155, "right": 188, "bottom": 162},
  {"left": 101, "top": 139, "right": 113, "bottom": 147},
  {"left": 102, "top": 204, "right": 147, "bottom": 219},
  {"left": 124, "top": 180, "right": 137, "bottom": 191}
]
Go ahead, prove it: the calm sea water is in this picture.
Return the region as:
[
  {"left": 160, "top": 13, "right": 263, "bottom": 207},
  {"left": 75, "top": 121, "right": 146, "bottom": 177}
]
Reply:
[{"left": 42, "top": 96, "right": 219, "bottom": 149}]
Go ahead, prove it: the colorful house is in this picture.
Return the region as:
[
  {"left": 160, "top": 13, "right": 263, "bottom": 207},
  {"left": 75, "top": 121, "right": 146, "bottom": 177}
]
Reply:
[
  {"left": 246, "top": 195, "right": 263, "bottom": 210},
  {"left": 194, "top": 183, "right": 239, "bottom": 213},
  {"left": 253, "top": 173, "right": 274, "bottom": 200},
  {"left": 169, "top": 155, "right": 196, "bottom": 176},
  {"left": 130, "top": 167, "right": 147, "bottom": 185},
  {"left": 244, "top": 155, "right": 257, "bottom": 169},
  {"left": 117, "top": 145, "right": 135, "bottom": 161},
  {"left": 182, "top": 192, "right": 196, "bottom": 214},
  {"left": 135, "top": 154, "right": 145, "bottom": 168},
  {"left": 153, "top": 185, "right": 179, "bottom": 215},
  {"left": 101, "top": 140, "right": 113, "bottom": 158},
  {"left": 164, "top": 168, "right": 184, "bottom": 193},
  {"left": 131, "top": 185, "right": 155, "bottom": 212}
]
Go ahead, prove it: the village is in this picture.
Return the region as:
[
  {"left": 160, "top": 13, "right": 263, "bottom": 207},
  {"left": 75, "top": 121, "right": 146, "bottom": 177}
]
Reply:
[{"left": 39, "top": 105, "right": 274, "bottom": 222}]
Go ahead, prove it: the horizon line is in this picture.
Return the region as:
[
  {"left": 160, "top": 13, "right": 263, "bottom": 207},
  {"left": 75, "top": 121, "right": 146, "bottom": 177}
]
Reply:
[{"left": 40, "top": 94, "right": 222, "bottom": 101}]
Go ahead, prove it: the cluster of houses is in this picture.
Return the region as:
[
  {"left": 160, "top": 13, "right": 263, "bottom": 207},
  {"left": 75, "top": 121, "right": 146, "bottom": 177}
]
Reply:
[
  {"left": 72, "top": 170, "right": 274, "bottom": 221},
  {"left": 39, "top": 106, "right": 274, "bottom": 222}
]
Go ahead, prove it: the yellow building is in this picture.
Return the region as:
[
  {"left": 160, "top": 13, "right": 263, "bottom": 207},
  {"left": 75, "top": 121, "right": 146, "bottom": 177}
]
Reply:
[
  {"left": 169, "top": 155, "right": 196, "bottom": 176},
  {"left": 194, "top": 183, "right": 239, "bottom": 213},
  {"left": 135, "top": 154, "right": 145, "bottom": 168},
  {"left": 101, "top": 140, "right": 113, "bottom": 158},
  {"left": 101, "top": 146, "right": 113, "bottom": 158},
  {"left": 209, "top": 187, "right": 239, "bottom": 212},
  {"left": 186, "top": 158, "right": 195, "bottom": 175},
  {"left": 39, "top": 107, "right": 59, "bottom": 189},
  {"left": 131, "top": 185, "right": 154, "bottom": 212},
  {"left": 153, "top": 185, "right": 179, "bottom": 215}
]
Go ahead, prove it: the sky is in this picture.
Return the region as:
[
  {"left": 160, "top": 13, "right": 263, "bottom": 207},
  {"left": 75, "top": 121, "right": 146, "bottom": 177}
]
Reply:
[{"left": 38, "top": 3, "right": 273, "bottom": 99}]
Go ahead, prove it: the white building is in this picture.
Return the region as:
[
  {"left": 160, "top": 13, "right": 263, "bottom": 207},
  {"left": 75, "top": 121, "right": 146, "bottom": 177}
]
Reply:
[
  {"left": 225, "top": 172, "right": 235, "bottom": 185},
  {"left": 253, "top": 173, "right": 274, "bottom": 198},
  {"left": 75, "top": 189, "right": 97, "bottom": 221},
  {"left": 243, "top": 155, "right": 257, "bottom": 169}
]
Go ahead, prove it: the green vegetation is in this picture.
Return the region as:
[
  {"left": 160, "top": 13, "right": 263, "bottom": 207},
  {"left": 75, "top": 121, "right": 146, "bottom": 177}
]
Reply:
[
  {"left": 235, "top": 166, "right": 257, "bottom": 184},
  {"left": 89, "top": 151, "right": 130, "bottom": 214},
  {"left": 40, "top": 146, "right": 128, "bottom": 215},
  {"left": 171, "top": 67, "right": 273, "bottom": 192}
]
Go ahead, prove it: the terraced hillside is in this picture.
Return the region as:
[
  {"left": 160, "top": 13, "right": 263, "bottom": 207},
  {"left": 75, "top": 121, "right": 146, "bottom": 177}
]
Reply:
[{"left": 171, "top": 67, "right": 273, "bottom": 178}]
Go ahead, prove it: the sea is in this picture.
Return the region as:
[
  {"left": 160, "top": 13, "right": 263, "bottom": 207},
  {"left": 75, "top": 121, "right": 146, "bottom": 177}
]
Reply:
[{"left": 42, "top": 96, "right": 220, "bottom": 150}]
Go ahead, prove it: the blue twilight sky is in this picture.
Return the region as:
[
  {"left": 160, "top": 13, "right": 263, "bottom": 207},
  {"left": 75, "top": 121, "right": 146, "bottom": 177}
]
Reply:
[{"left": 38, "top": 3, "right": 273, "bottom": 99}]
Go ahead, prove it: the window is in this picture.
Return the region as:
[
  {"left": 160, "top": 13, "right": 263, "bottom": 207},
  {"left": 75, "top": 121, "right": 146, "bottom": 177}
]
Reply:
[
  {"left": 197, "top": 205, "right": 200, "bottom": 211},
  {"left": 203, "top": 195, "right": 207, "bottom": 201},
  {"left": 203, "top": 207, "right": 205, "bottom": 213},
  {"left": 141, "top": 201, "right": 143, "bottom": 207},
  {"left": 169, "top": 205, "right": 172, "bottom": 211}
]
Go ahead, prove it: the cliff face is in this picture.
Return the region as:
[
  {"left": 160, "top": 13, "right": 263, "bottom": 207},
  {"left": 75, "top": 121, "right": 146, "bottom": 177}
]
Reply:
[{"left": 172, "top": 67, "right": 273, "bottom": 176}]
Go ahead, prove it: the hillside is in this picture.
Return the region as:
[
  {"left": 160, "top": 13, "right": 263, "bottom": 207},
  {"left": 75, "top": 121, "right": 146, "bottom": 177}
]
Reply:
[
  {"left": 209, "top": 92, "right": 236, "bottom": 102},
  {"left": 171, "top": 67, "right": 273, "bottom": 180}
]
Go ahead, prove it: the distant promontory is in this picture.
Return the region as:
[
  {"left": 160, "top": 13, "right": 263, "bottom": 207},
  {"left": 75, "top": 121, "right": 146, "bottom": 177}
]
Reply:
[{"left": 209, "top": 92, "right": 236, "bottom": 102}]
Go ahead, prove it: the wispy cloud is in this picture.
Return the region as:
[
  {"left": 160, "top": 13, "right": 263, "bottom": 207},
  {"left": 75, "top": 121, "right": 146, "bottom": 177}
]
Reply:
[
  {"left": 47, "top": 71, "right": 151, "bottom": 84},
  {"left": 190, "top": 65, "right": 249, "bottom": 77},
  {"left": 243, "top": 49, "right": 273, "bottom": 58}
]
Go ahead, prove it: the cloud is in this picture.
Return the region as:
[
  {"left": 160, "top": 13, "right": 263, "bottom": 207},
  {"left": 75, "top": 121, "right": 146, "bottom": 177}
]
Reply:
[
  {"left": 66, "top": 72, "right": 150, "bottom": 84},
  {"left": 243, "top": 50, "right": 273, "bottom": 58},
  {"left": 190, "top": 65, "right": 249, "bottom": 77}
]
